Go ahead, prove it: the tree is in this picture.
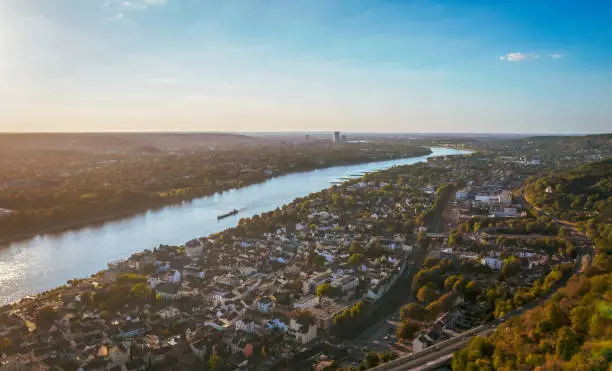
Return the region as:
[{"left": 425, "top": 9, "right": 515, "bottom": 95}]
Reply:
[
  {"left": 555, "top": 327, "right": 579, "bottom": 361},
  {"left": 35, "top": 306, "right": 58, "bottom": 329},
  {"left": 545, "top": 302, "right": 568, "bottom": 330},
  {"left": 569, "top": 306, "right": 590, "bottom": 335},
  {"left": 348, "top": 253, "right": 365, "bottom": 266},
  {"left": 417, "top": 285, "right": 439, "bottom": 305},
  {"left": 400, "top": 303, "right": 424, "bottom": 321},
  {"left": 444, "top": 275, "right": 461, "bottom": 291},
  {"left": 0, "top": 337, "right": 12, "bottom": 350},
  {"left": 316, "top": 283, "right": 341, "bottom": 298},
  {"left": 365, "top": 351, "right": 380, "bottom": 368},
  {"left": 349, "top": 241, "right": 363, "bottom": 254},
  {"left": 207, "top": 354, "right": 225, "bottom": 370},
  {"left": 425, "top": 292, "right": 455, "bottom": 317},
  {"left": 502, "top": 257, "right": 521, "bottom": 278},
  {"left": 130, "top": 282, "right": 151, "bottom": 298},
  {"left": 396, "top": 320, "right": 419, "bottom": 340},
  {"left": 312, "top": 254, "right": 327, "bottom": 267},
  {"left": 466, "top": 336, "right": 494, "bottom": 360},
  {"left": 464, "top": 280, "right": 480, "bottom": 303}
]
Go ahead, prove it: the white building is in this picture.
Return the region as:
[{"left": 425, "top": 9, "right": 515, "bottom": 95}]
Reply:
[
  {"left": 500, "top": 190, "right": 512, "bottom": 205},
  {"left": 183, "top": 265, "right": 206, "bottom": 279},
  {"left": 475, "top": 194, "right": 501, "bottom": 204},
  {"left": 455, "top": 189, "right": 470, "bottom": 200},
  {"left": 293, "top": 295, "right": 319, "bottom": 309},
  {"left": 235, "top": 319, "right": 255, "bottom": 333},
  {"left": 332, "top": 275, "right": 359, "bottom": 293},
  {"left": 481, "top": 257, "right": 503, "bottom": 270},
  {"left": 157, "top": 307, "right": 180, "bottom": 320},
  {"left": 302, "top": 272, "right": 332, "bottom": 295},
  {"left": 289, "top": 318, "right": 318, "bottom": 344},
  {"left": 185, "top": 240, "right": 204, "bottom": 258}
]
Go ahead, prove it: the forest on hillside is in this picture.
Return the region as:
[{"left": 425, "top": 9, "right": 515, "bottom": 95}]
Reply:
[{"left": 453, "top": 160, "right": 612, "bottom": 370}]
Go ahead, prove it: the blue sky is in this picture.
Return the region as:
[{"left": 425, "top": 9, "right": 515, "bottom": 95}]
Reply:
[{"left": 1, "top": 0, "right": 611, "bottom": 133}]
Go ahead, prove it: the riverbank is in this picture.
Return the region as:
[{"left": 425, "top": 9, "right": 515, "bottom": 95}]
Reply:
[
  {"left": 0, "top": 147, "right": 471, "bottom": 307},
  {"left": 0, "top": 148, "right": 434, "bottom": 245}
]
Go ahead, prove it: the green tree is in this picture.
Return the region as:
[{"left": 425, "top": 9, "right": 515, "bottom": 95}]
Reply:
[
  {"left": 464, "top": 280, "right": 480, "bottom": 303},
  {"left": 130, "top": 282, "right": 151, "bottom": 298},
  {"left": 365, "top": 351, "right": 380, "bottom": 368},
  {"left": 349, "top": 241, "right": 363, "bottom": 254},
  {"left": 348, "top": 253, "right": 365, "bottom": 266},
  {"left": 35, "top": 306, "right": 58, "bottom": 329},
  {"left": 502, "top": 257, "right": 521, "bottom": 278},
  {"left": 569, "top": 306, "right": 590, "bottom": 335},
  {"left": 316, "top": 283, "right": 331, "bottom": 297},
  {"left": 555, "top": 327, "right": 579, "bottom": 361},
  {"left": 400, "top": 303, "right": 424, "bottom": 321},
  {"left": 207, "top": 354, "right": 225, "bottom": 370},
  {"left": 396, "top": 321, "right": 419, "bottom": 340}
]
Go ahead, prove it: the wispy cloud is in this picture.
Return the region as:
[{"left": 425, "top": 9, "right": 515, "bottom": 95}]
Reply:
[
  {"left": 119, "top": 1, "right": 147, "bottom": 10},
  {"left": 551, "top": 53, "right": 563, "bottom": 59},
  {"left": 103, "top": 0, "right": 166, "bottom": 11},
  {"left": 108, "top": 12, "right": 125, "bottom": 21},
  {"left": 141, "top": 0, "right": 167, "bottom": 4},
  {"left": 499, "top": 52, "right": 539, "bottom": 62}
]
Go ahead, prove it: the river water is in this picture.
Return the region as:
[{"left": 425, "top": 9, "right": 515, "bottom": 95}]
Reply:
[{"left": 0, "top": 147, "right": 469, "bottom": 305}]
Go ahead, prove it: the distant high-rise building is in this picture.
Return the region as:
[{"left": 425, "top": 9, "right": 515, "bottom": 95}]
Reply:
[
  {"left": 333, "top": 131, "right": 341, "bottom": 143},
  {"left": 341, "top": 135, "right": 347, "bottom": 142},
  {"left": 305, "top": 134, "right": 310, "bottom": 140}
]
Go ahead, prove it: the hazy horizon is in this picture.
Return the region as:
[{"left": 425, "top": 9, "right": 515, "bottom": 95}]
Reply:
[
  {"left": 0, "top": 130, "right": 605, "bottom": 137},
  {"left": 2, "top": 1, "right": 612, "bottom": 133}
]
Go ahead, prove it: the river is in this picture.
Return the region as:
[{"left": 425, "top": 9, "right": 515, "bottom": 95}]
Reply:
[{"left": 0, "top": 147, "right": 469, "bottom": 305}]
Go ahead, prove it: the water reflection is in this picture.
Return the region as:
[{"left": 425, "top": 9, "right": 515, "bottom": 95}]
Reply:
[{"left": 0, "top": 147, "right": 469, "bottom": 305}]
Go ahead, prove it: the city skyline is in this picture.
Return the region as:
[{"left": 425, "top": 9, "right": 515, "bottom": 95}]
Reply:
[{"left": 1, "top": 1, "right": 612, "bottom": 133}]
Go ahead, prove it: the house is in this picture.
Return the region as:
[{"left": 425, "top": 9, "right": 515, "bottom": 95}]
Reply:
[
  {"left": 185, "top": 239, "right": 204, "bottom": 257},
  {"left": 130, "top": 251, "right": 156, "bottom": 272},
  {"left": 474, "top": 194, "right": 501, "bottom": 204},
  {"left": 455, "top": 188, "right": 470, "bottom": 200},
  {"left": 500, "top": 190, "right": 512, "bottom": 205},
  {"left": 235, "top": 319, "right": 255, "bottom": 334},
  {"left": 265, "top": 319, "right": 289, "bottom": 332},
  {"left": 295, "top": 323, "right": 317, "bottom": 344},
  {"left": 104, "top": 267, "right": 123, "bottom": 283},
  {"left": 189, "top": 338, "right": 211, "bottom": 361},
  {"left": 123, "top": 358, "right": 147, "bottom": 371},
  {"left": 168, "top": 270, "right": 181, "bottom": 284},
  {"left": 212, "top": 292, "right": 236, "bottom": 306},
  {"left": 413, "top": 334, "right": 433, "bottom": 352},
  {"left": 481, "top": 257, "right": 503, "bottom": 270},
  {"left": 490, "top": 207, "right": 518, "bottom": 218},
  {"left": 156, "top": 283, "right": 181, "bottom": 300},
  {"left": 183, "top": 265, "right": 206, "bottom": 279},
  {"left": 307, "top": 298, "right": 352, "bottom": 330},
  {"left": 293, "top": 295, "right": 319, "bottom": 309},
  {"left": 148, "top": 275, "right": 163, "bottom": 288},
  {"left": 413, "top": 322, "right": 445, "bottom": 352},
  {"left": 289, "top": 316, "right": 318, "bottom": 344},
  {"left": 109, "top": 345, "right": 130, "bottom": 367},
  {"left": 302, "top": 272, "right": 332, "bottom": 295},
  {"left": 332, "top": 275, "right": 359, "bottom": 293},
  {"left": 157, "top": 307, "right": 180, "bottom": 320},
  {"left": 256, "top": 296, "right": 275, "bottom": 313}
]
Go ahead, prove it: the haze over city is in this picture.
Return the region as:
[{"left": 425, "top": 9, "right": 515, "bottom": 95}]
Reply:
[{"left": 1, "top": 0, "right": 611, "bottom": 133}]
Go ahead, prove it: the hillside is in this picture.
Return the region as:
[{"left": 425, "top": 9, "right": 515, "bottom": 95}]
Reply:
[
  {"left": 525, "top": 159, "right": 612, "bottom": 250},
  {"left": 484, "top": 134, "right": 612, "bottom": 170},
  {"left": 453, "top": 160, "right": 612, "bottom": 370}
]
